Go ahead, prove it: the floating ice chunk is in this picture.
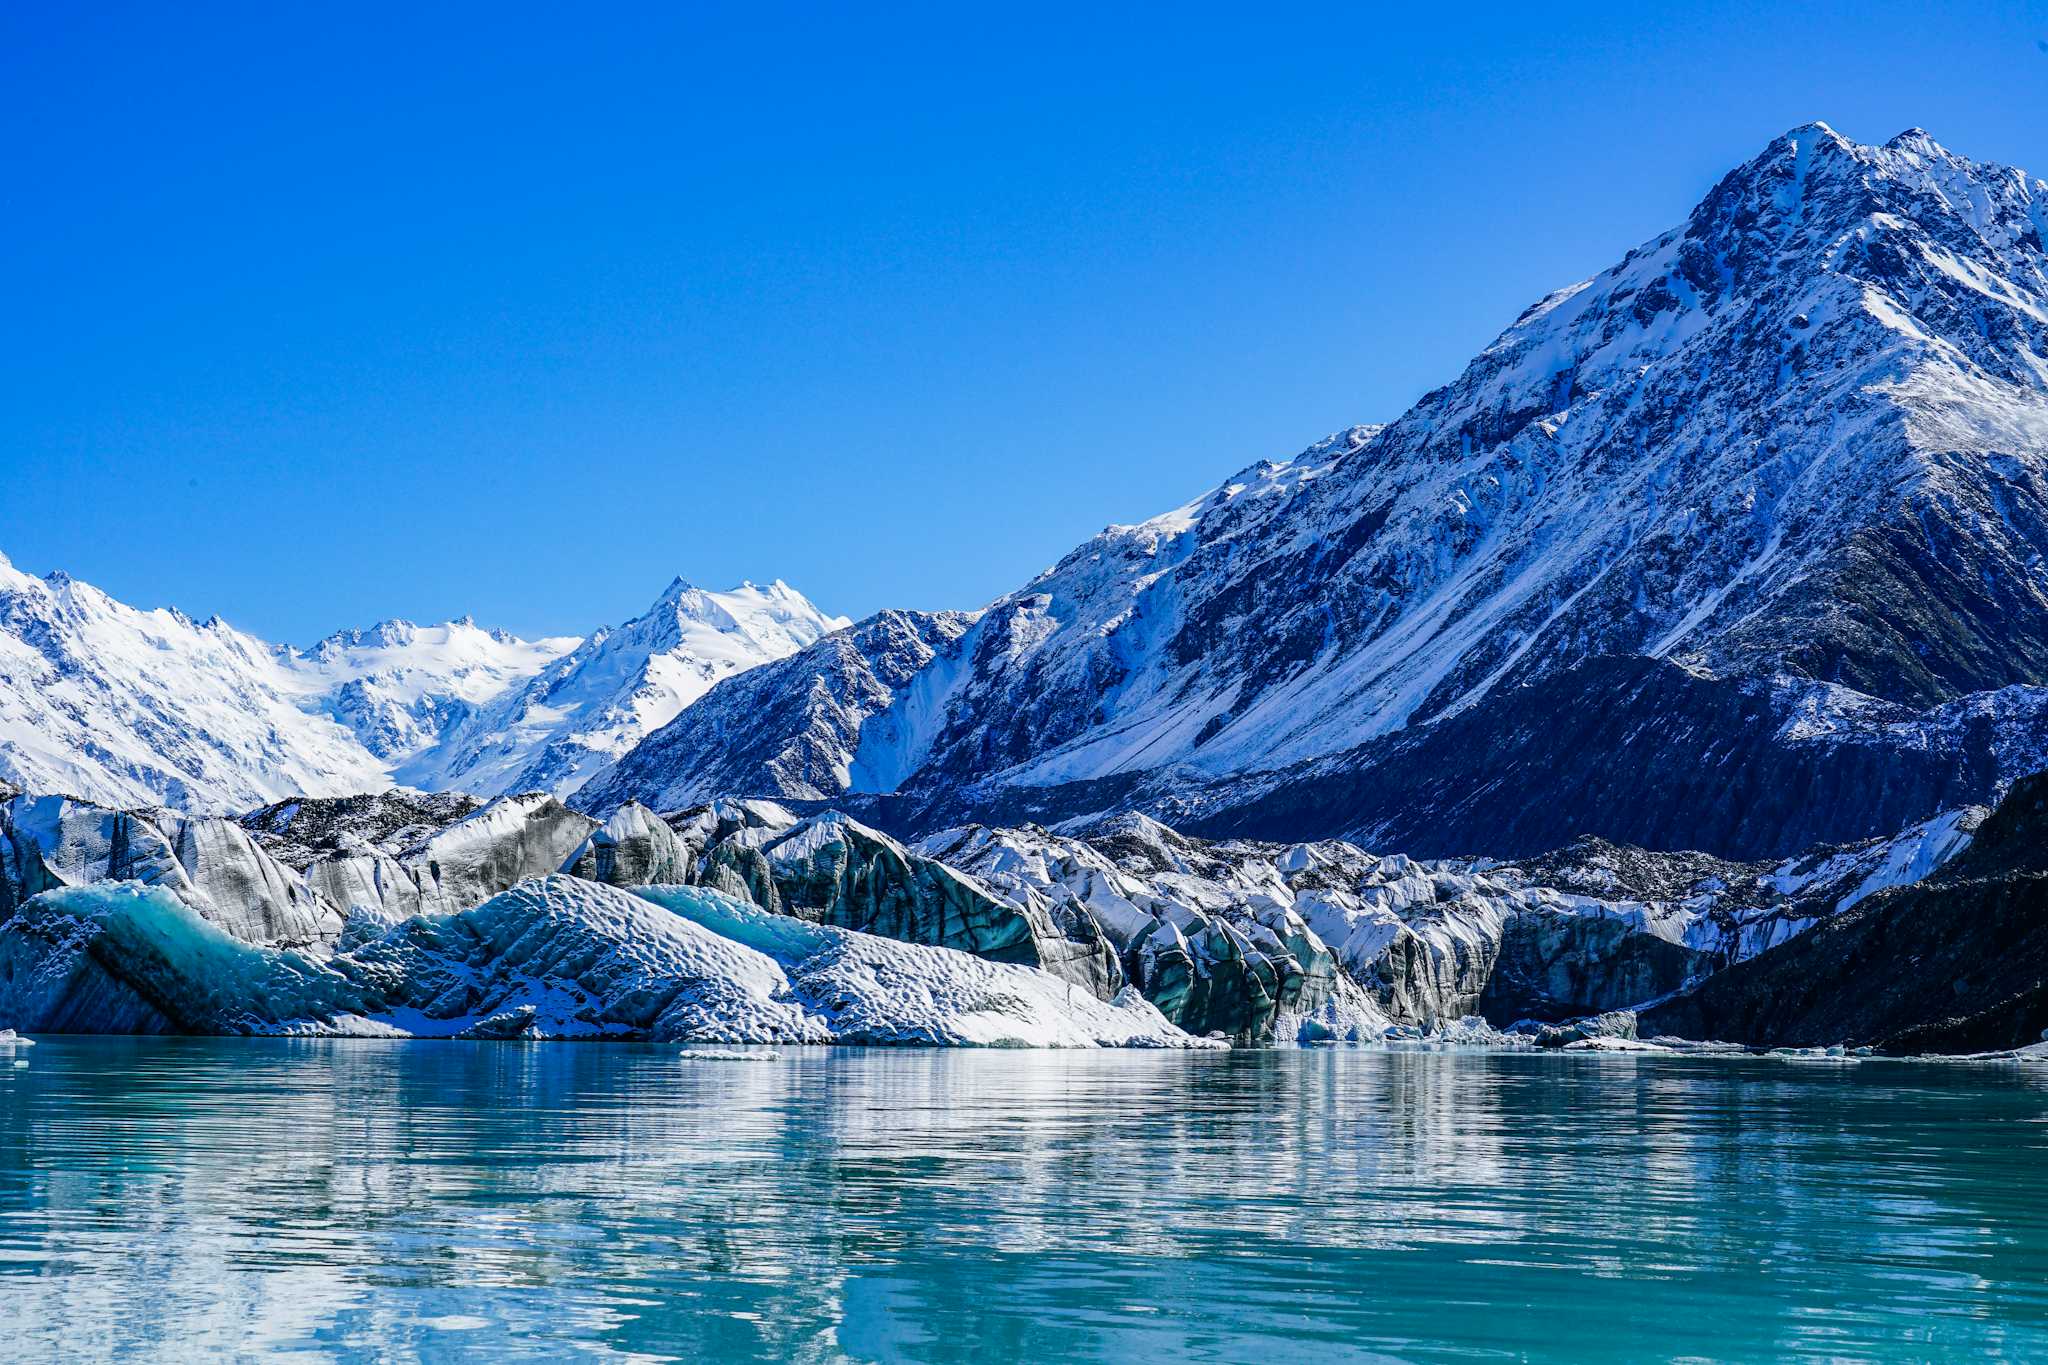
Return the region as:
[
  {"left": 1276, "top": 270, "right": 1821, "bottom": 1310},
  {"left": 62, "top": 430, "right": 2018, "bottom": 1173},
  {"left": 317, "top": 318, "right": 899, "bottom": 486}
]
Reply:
[{"left": 1563, "top": 1035, "right": 1669, "bottom": 1052}]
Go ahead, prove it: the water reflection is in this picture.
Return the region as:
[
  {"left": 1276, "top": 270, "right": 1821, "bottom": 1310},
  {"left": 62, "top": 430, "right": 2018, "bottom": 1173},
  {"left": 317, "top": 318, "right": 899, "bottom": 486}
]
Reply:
[{"left": 2, "top": 1041, "right": 2046, "bottom": 1361}]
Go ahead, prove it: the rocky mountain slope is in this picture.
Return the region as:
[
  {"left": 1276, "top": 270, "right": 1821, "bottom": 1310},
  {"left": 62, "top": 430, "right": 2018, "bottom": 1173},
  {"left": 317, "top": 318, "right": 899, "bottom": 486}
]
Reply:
[
  {"left": 579, "top": 123, "right": 2048, "bottom": 859},
  {"left": 0, "top": 556, "right": 838, "bottom": 812},
  {"left": 574, "top": 609, "right": 975, "bottom": 813},
  {"left": 1642, "top": 771, "right": 2048, "bottom": 1052}
]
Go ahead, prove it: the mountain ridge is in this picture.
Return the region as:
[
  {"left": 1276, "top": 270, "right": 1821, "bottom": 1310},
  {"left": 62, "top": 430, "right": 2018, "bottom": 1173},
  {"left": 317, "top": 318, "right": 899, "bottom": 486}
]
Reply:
[{"left": 575, "top": 122, "right": 2048, "bottom": 858}]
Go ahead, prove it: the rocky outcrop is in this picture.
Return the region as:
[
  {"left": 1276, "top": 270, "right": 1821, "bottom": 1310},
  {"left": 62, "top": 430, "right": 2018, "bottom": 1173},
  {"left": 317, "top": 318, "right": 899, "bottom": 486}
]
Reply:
[
  {"left": 239, "top": 791, "right": 484, "bottom": 869},
  {"left": 1641, "top": 774, "right": 2048, "bottom": 1052},
  {"left": 1520, "top": 1010, "right": 1640, "bottom": 1049}
]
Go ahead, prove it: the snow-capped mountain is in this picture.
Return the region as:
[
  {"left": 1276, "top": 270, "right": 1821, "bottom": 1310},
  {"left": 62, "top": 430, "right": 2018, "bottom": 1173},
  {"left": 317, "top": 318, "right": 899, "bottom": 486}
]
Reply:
[
  {"left": 400, "top": 578, "right": 848, "bottom": 799},
  {"left": 579, "top": 123, "right": 2048, "bottom": 858},
  {"left": 12, "top": 121, "right": 2048, "bottom": 864},
  {"left": 0, "top": 551, "right": 394, "bottom": 810},
  {"left": 574, "top": 608, "right": 975, "bottom": 814},
  {"left": 289, "top": 618, "right": 582, "bottom": 762},
  {"left": 0, "top": 553, "right": 839, "bottom": 812}
]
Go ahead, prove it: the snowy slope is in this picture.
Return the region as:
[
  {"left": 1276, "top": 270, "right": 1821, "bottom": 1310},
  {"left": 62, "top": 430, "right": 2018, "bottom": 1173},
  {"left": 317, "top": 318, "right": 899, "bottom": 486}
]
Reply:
[
  {"left": 0, "top": 552, "right": 396, "bottom": 811},
  {"left": 286, "top": 618, "right": 581, "bottom": 762},
  {"left": 404, "top": 578, "right": 847, "bottom": 798}
]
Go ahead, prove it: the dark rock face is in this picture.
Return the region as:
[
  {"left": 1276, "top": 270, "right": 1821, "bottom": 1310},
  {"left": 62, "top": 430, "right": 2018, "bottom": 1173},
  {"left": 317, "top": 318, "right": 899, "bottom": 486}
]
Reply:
[
  {"left": 238, "top": 791, "right": 483, "bottom": 871},
  {"left": 1721, "top": 503, "right": 2048, "bottom": 709},
  {"left": 1177, "top": 658, "right": 2016, "bottom": 860},
  {"left": 1641, "top": 774, "right": 2048, "bottom": 1051},
  {"left": 1476, "top": 911, "right": 1703, "bottom": 1024},
  {"left": 806, "top": 657, "right": 2018, "bottom": 863},
  {"left": 1523, "top": 1011, "right": 1639, "bottom": 1049},
  {"left": 574, "top": 611, "right": 973, "bottom": 816}
]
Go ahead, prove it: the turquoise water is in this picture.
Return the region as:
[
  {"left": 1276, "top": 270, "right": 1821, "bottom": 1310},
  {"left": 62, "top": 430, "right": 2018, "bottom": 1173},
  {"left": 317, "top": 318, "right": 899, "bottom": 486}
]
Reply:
[{"left": 2, "top": 1041, "right": 2047, "bottom": 1362}]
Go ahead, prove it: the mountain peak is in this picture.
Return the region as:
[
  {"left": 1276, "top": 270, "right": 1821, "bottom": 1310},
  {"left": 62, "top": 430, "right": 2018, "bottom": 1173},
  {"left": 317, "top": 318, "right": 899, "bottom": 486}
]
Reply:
[
  {"left": 0, "top": 550, "right": 33, "bottom": 593},
  {"left": 1780, "top": 118, "right": 1845, "bottom": 144}
]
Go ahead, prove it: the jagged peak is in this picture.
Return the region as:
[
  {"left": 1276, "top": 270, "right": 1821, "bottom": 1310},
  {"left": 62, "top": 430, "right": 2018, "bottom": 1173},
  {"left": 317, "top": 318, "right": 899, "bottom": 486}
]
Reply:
[
  {"left": 643, "top": 573, "right": 840, "bottom": 634},
  {"left": 0, "top": 549, "right": 36, "bottom": 593},
  {"left": 1778, "top": 119, "right": 1849, "bottom": 148},
  {"left": 305, "top": 613, "right": 544, "bottom": 656}
]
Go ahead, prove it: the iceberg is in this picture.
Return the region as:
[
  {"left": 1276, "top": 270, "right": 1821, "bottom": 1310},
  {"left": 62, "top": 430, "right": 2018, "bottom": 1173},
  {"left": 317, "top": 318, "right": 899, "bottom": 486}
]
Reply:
[
  {"left": 0, "top": 875, "right": 1213, "bottom": 1049},
  {"left": 636, "top": 884, "right": 1206, "bottom": 1048}
]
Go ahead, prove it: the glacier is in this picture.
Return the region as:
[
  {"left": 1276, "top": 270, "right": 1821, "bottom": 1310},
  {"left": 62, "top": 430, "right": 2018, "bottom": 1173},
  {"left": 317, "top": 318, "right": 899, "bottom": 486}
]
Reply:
[{"left": 0, "top": 774, "right": 2001, "bottom": 1049}]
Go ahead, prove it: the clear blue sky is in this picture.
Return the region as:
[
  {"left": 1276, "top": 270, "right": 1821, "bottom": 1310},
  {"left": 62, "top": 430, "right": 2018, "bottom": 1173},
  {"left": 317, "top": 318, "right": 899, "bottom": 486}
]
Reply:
[{"left": 5, "top": 2, "right": 2046, "bottom": 643}]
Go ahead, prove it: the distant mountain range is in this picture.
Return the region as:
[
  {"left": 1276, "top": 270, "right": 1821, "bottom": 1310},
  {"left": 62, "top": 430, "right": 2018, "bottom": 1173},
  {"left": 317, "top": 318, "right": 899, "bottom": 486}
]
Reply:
[
  {"left": 0, "top": 556, "right": 842, "bottom": 811},
  {"left": 6, "top": 122, "right": 2048, "bottom": 865}
]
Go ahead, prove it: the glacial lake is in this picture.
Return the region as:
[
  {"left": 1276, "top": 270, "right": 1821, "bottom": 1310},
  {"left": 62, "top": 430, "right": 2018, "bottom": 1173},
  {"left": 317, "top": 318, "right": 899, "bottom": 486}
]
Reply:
[{"left": 3, "top": 1040, "right": 2047, "bottom": 1362}]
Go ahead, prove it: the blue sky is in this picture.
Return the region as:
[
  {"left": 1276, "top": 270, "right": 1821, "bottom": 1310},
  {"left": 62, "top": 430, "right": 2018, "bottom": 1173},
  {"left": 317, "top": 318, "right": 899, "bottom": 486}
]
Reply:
[{"left": 5, "top": 2, "right": 2046, "bottom": 642}]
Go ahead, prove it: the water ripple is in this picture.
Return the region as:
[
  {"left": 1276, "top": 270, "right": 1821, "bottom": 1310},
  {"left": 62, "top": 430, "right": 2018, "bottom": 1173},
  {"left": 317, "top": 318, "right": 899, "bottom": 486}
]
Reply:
[{"left": 2, "top": 1041, "right": 2046, "bottom": 1361}]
